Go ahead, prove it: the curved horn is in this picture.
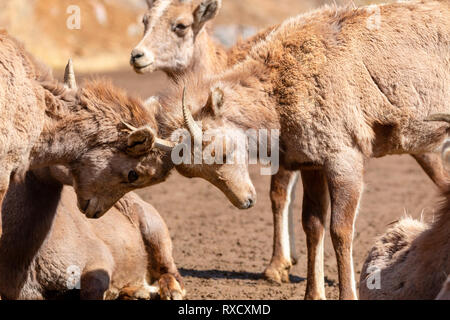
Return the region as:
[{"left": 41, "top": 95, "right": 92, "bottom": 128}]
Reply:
[
  {"left": 181, "top": 87, "right": 202, "bottom": 146},
  {"left": 424, "top": 113, "right": 450, "bottom": 123},
  {"left": 64, "top": 58, "right": 77, "bottom": 89}
]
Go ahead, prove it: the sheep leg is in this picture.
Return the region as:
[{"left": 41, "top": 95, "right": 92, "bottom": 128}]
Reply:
[
  {"left": 412, "top": 153, "right": 449, "bottom": 190},
  {"left": 134, "top": 200, "right": 185, "bottom": 300},
  {"left": 326, "top": 150, "right": 364, "bottom": 300},
  {"left": 301, "top": 169, "right": 329, "bottom": 300},
  {"left": 264, "top": 168, "right": 299, "bottom": 283},
  {"left": 80, "top": 268, "right": 111, "bottom": 300}
]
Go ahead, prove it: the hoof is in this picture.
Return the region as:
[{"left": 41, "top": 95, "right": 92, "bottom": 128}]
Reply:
[
  {"left": 263, "top": 262, "right": 291, "bottom": 284},
  {"left": 118, "top": 285, "right": 159, "bottom": 300},
  {"left": 159, "top": 273, "right": 186, "bottom": 300}
]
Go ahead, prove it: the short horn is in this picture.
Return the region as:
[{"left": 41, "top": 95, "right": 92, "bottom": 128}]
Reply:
[
  {"left": 64, "top": 58, "right": 77, "bottom": 89},
  {"left": 424, "top": 114, "right": 450, "bottom": 123},
  {"left": 154, "top": 137, "right": 176, "bottom": 152},
  {"left": 181, "top": 87, "right": 202, "bottom": 145}
]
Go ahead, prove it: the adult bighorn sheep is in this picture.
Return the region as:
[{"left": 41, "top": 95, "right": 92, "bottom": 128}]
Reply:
[
  {"left": 157, "top": 1, "right": 450, "bottom": 299},
  {"left": 0, "top": 32, "right": 178, "bottom": 219},
  {"left": 130, "top": 0, "right": 449, "bottom": 284},
  {"left": 0, "top": 167, "right": 184, "bottom": 300},
  {"left": 359, "top": 114, "right": 450, "bottom": 300}
]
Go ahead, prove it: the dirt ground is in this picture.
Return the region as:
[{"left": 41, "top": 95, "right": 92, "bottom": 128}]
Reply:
[{"left": 78, "top": 70, "right": 442, "bottom": 300}]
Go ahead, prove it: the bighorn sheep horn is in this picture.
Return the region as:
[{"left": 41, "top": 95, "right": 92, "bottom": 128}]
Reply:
[
  {"left": 121, "top": 121, "right": 175, "bottom": 152},
  {"left": 64, "top": 58, "right": 77, "bottom": 89},
  {"left": 181, "top": 87, "right": 202, "bottom": 146},
  {"left": 424, "top": 113, "right": 450, "bottom": 123}
]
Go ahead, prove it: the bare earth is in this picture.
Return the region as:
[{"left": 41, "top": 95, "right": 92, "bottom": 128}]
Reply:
[{"left": 79, "top": 70, "right": 441, "bottom": 300}]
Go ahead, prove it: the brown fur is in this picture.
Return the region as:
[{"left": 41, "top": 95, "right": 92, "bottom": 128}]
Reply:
[
  {"left": 133, "top": 0, "right": 306, "bottom": 283},
  {"left": 163, "top": 1, "right": 450, "bottom": 299},
  {"left": 0, "top": 167, "right": 184, "bottom": 300},
  {"left": 0, "top": 32, "right": 176, "bottom": 219},
  {"left": 360, "top": 186, "right": 450, "bottom": 300}
]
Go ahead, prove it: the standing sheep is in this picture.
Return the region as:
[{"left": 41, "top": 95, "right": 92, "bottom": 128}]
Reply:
[{"left": 130, "top": 0, "right": 449, "bottom": 284}]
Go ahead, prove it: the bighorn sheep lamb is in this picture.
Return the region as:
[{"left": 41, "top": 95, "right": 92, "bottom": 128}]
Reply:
[
  {"left": 0, "top": 32, "right": 177, "bottom": 219},
  {"left": 0, "top": 166, "right": 184, "bottom": 300},
  {"left": 130, "top": 0, "right": 449, "bottom": 284},
  {"left": 360, "top": 114, "right": 450, "bottom": 300},
  {"left": 157, "top": 1, "right": 450, "bottom": 299}
]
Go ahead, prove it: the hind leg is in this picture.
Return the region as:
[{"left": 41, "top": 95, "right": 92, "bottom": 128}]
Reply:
[
  {"left": 412, "top": 153, "right": 449, "bottom": 189},
  {"left": 264, "top": 168, "right": 299, "bottom": 283},
  {"left": 301, "top": 169, "right": 329, "bottom": 300}
]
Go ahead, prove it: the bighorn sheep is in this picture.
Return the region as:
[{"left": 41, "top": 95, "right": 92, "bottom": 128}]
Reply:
[
  {"left": 0, "top": 166, "right": 184, "bottom": 300},
  {"left": 360, "top": 114, "right": 450, "bottom": 300},
  {"left": 158, "top": 1, "right": 450, "bottom": 299},
  {"left": 0, "top": 32, "right": 177, "bottom": 219},
  {"left": 131, "top": 0, "right": 309, "bottom": 283},
  {"left": 130, "top": 0, "right": 449, "bottom": 284}
]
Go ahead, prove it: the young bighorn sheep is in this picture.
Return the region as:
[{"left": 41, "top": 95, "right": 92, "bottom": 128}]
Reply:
[
  {"left": 131, "top": 0, "right": 310, "bottom": 283},
  {"left": 0, "top": 166, "right": 184, "bottom": 300},
  {"left": 162, "top": 1, "right": 450, "bottom": 299},
  {"left": 131, "top": 0, "right": 449, "bottom": 284},
  {"left": 360, "top": 114, "right": 450, "bottom": 300},
  {"left": 0, "top": 32, "right": 176, "bottom": 219}
]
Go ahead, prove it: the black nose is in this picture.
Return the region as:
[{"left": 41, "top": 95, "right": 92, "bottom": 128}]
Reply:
[
  {"left": 245, "top": 197, "right": 255, "bottom": 209},
  {"left": 131, "top": 48, "right": 144, "bottom": 63}
]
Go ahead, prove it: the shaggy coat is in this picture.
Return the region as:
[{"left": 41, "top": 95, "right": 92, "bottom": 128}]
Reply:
[
  {"left": 132, "top": 0, "right": 306, "bottom": 284},
  {"left": 162, "top": 0, "right": 450, "bottom": 299},
  {"left": 0, "top": 167, "right": 184, "bottom": 300},
  {"left": 360, "top": 186, "right": 450, "bottom": 300},
  {"left": 0, "top": 32, "right": 174, "bottom": 219}
]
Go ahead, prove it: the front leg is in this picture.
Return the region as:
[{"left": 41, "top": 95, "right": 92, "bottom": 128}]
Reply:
[
  {"left": 326, "top": 150, "right": 364, "bottom": 300},
  {"left": 264, "top": 168, "right": 299, "bottom": 283}
]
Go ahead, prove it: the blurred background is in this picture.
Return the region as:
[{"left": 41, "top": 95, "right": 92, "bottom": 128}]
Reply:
[{"left": 0, "top": 0, "right": 389, "bottom": 72}]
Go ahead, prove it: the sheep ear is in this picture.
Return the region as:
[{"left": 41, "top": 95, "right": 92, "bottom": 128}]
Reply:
[
  {"left": 205, "top": 87, "right": 224, "bottom": 117},
  {"left": 126, "top": 126, "right": 155, "bottom": 156},
  {"left": 193, "top": 0, "right": 221, "bottom": 34}
]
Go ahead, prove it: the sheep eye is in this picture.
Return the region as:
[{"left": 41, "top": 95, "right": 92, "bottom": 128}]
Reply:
[
  {"left": 175, "top": 23, "right": 187, "bottom": 30},
  {"left": 128, "top": 170, "right": 139, "bottom": 183}
]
